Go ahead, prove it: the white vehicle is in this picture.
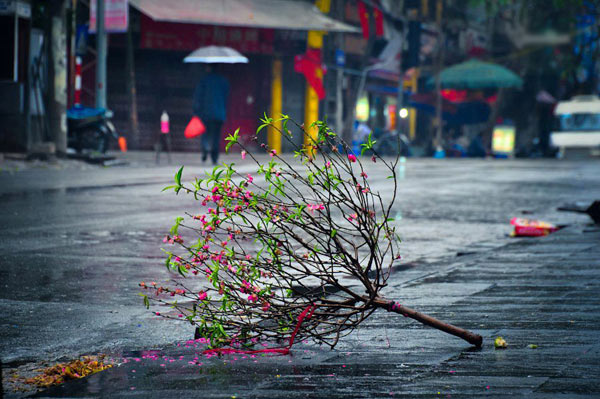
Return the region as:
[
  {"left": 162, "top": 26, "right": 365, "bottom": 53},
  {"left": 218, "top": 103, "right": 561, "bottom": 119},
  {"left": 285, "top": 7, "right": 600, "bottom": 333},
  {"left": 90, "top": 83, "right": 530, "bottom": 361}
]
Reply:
[{"left": 551, "top": 95, "right": 600, "bottom": 156}]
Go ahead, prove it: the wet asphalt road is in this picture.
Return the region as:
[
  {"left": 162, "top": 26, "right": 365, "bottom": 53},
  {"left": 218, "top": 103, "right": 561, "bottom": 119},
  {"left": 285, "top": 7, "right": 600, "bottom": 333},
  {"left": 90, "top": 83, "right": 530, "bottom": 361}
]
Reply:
[{"left": 1, "top": 152, "right": 599, "bottom": 397}]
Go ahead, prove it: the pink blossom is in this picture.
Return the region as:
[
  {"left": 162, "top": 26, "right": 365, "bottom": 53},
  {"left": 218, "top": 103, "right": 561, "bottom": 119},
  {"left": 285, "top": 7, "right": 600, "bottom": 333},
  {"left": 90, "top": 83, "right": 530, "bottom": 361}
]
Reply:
[
  {"left": 325, "top": 161, "right": 331, "bottom": 168},
  {"left": 241, "top": 150, "right": 247, "bottom": 160},
  {"left": 270, "top": 149, "right": 277, "bottom": 157},
  {"left": 248, "top": 293, "right": 258, "bottom": 302},
  {"left": 361, "top": 171, "right": 368, "bottom": 178},
  {"left": 306, "top": 203, "right": 325, "bottom": 213},
  {"left": 348, "top": 154, "right": 357, "bottom": 163},
  {"left": 198, "top": 291, "right": 207, "bottom": 301},
  {"left": 371, "top": 155, "right": 377, "bottom": 163},
  {"left": 246, "top": 174, "right": 254, "bottom": 183},
  {"left": 262, "top": 302, "right": 271, "bottom": 311}
]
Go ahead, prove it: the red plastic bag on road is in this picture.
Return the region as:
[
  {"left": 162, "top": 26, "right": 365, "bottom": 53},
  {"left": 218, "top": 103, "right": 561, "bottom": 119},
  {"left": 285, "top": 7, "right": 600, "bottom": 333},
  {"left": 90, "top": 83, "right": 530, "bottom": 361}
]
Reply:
[
  {"left": 510, "top": 217, "right": 559, "bottom": 237},
  {"left": 184, "top": 116, "right": 206, "bottom": 139}
]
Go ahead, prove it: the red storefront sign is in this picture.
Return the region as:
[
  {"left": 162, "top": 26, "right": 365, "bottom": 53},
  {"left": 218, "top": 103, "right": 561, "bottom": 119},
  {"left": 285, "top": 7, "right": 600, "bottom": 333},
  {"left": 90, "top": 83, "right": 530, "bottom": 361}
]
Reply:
[
  {"left": 140, "top": 15, "right": 274, "bottom": 54},
  {"left": 89, "top": 0, "right": 129, "bottom": 33}
]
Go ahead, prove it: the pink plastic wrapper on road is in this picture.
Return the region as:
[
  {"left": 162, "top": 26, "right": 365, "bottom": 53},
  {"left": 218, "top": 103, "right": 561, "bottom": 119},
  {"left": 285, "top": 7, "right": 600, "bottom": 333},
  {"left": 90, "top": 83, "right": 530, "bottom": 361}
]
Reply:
[{"left": 510, "top": 217, "right": 559, "bottom": 237}]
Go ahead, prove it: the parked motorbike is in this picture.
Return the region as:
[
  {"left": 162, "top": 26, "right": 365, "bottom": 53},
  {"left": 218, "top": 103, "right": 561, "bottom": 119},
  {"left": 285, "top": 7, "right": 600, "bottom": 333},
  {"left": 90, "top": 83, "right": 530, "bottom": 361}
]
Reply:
[
  {"left": 372, "top": 129, "right": 412, "bottom": 157},
  {"left": 67, "top": 106, "right": 118, "bottom": 154}
]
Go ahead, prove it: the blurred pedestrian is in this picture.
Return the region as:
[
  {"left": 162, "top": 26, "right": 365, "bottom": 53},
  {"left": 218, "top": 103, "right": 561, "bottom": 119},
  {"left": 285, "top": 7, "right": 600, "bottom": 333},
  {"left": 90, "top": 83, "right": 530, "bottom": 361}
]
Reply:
[
  {"left": 467, "top": 132, "right": 487, "bottom": 157},
  {"left": 193, "top": 65, "right": 230, "bottom": 165},
  {"left": 155, "top": 110, "right": 172, "bottom": 164}
]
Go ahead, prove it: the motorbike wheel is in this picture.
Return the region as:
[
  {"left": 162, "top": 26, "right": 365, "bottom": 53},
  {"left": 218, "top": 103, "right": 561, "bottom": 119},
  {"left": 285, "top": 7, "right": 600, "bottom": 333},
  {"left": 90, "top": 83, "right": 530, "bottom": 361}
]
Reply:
[{"left": 77, "top": 128, "right": 108, "bottom": 154}]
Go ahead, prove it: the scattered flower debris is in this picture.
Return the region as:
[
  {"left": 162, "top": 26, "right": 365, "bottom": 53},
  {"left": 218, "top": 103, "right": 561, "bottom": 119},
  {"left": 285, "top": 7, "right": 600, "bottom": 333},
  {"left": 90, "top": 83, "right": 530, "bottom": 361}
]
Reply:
[{"left": 23, "top": 355, "right": 113, "bottom": 389}]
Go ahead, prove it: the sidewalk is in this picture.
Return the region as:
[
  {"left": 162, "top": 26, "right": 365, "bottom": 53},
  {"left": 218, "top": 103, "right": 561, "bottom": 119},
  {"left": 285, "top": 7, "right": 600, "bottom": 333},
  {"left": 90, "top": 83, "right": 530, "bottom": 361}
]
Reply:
[
  {"left": 0, "top": 150, "right": 241, "bottom": 172},
  {"left": 34, "top": 224, "right": 600, "bottom": 398}
]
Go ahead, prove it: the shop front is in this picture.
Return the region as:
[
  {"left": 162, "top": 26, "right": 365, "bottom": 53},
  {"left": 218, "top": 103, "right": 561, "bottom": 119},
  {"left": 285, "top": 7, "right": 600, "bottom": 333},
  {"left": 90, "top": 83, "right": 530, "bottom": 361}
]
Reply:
[{"left": 99, "top": 0, "right": 357, "bottom": 152}]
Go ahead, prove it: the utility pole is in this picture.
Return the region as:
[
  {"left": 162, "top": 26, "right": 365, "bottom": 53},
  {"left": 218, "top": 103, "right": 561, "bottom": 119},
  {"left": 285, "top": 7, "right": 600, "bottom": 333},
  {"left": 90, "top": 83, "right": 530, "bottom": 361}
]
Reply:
[
  {"left": 96, "top": 0, "right": 107, "bottom": 109},
  {"left": 333, "top": 0, "right": 344, "bottom": 139},
  {"left": 126, "top": 18, "right": 140, "bottom": 148},
  {"left": 47, "top": 0, "right": 68, "bottom": 154},
  {"left": 268, "top": 57, "right": 282, "bottom": 154},
  {"left": 433, "top": 0, "right": 444, "bottom": 156},
  {"left": 303, "top": 0, "right": 331, "bottom": 154}
]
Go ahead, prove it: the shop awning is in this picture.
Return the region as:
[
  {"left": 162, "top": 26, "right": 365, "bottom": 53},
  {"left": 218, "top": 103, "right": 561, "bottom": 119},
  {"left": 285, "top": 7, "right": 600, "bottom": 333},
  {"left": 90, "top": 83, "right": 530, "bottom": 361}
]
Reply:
[{"left": 129, "top": 0, "right": 360, "bottom": 33}]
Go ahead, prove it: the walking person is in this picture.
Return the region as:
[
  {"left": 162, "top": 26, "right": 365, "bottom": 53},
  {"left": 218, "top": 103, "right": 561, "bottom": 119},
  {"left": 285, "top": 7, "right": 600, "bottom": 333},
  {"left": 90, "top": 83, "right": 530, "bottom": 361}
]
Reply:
[{"left": 193, "top": 65, "right": 230, "bottom": 165}]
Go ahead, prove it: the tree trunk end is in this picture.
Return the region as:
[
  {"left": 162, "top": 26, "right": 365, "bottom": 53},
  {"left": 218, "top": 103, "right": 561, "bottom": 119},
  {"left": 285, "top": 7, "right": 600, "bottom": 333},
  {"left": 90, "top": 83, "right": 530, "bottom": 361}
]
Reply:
[{"left": 375, "top": 297, "right": 483, "bottom": 348}]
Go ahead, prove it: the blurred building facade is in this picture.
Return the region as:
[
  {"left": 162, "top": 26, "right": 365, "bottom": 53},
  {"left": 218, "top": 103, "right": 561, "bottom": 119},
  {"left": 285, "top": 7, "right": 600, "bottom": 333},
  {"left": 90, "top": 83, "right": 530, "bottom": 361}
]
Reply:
[{"left": 2, "top": 0, "right": 595, "bottom": 156}]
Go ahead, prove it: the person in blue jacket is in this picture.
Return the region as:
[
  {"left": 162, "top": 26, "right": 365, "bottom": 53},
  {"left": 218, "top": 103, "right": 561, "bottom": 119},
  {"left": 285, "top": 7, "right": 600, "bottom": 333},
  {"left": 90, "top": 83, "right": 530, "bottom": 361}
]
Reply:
[{"left": 193, "top": 65, "right": 230, "bottom": 165}]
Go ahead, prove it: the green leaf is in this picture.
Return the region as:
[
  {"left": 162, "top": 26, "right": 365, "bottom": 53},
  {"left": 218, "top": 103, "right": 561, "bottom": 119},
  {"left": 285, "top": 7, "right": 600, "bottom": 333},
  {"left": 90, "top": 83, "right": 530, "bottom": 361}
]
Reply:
[
  {"left": 282, "top": 119, "right": 290, "bottom": 136},
  {"left": 139, "top": 293, "right": 150, "bottom": 309},
  {"left": 217, "top": 323, "right": 227, "bottom": 337},
  {"left": 256, "top": 123, "right": 269, "bottom": 135},
  {"left": 330, "top": 229, "right": 337, "bottom": 238},
  {"left": 225, "top": 128, "right": 240, "bottom": 153},
  {"left": 170, "top": 216, "right": 184, "bottom": 236},
  {"left": 174, "top": 166, "right": 184, "bottom": 186},
  {"left": 178, "top": 263, "right": 188, "bottom": 277}
]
